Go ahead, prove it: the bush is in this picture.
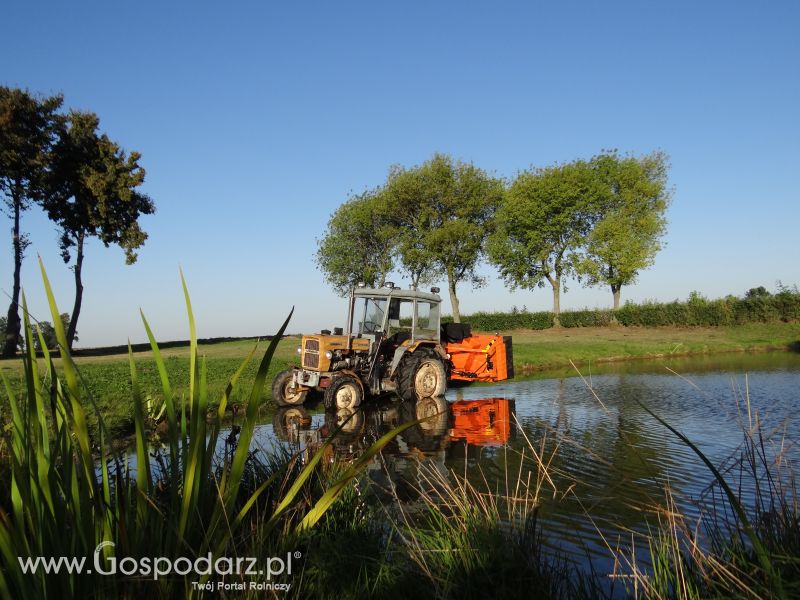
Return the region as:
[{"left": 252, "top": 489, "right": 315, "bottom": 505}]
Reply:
[
  {"left": 558, "top": 309, "right": 614, "bottom": 328},
  {"left": 448, "top": 286, "right": 800, "bottom": 330},
  {"left": 449, "top": 310, "right": 553, "bottom": 331}
]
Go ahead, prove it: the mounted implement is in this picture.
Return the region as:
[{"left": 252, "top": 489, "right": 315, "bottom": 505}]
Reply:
[{"left": 272, "top": 283, "right": 514, "bottom": 410}]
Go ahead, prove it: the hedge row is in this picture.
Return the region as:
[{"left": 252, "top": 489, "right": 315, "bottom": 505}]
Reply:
[{"left": 450, "top": 289, "right": 800, "bottom": 330}]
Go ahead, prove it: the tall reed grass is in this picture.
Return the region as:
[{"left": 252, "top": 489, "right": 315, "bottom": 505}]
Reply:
[{"left": 0, "top": 260, "right": 418, "bottom": 598}]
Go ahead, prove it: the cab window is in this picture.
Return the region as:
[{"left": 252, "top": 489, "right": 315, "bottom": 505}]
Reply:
[
  {"left": 387, "top": 298, "right": 413, "bottom": 336},
  {"left": 354, "top": 297, "right": 387, "bottom": 334},
  {"left": 414, "top": 301, "right": 439, "bottom": 339}
]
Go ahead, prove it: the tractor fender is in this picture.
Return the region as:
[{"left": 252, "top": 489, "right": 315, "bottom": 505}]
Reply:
[{"left": 388, "top": 346, "right": 409, "bottom": 379}]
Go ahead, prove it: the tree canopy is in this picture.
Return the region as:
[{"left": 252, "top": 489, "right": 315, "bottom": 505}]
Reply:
[
  {"left": 577, "top": 151, "right": 670, "bottom": 309},
  {"left": 382, "top": 154, "right": 503, "bottom": 321},
  {"left": 315, "top": 188, "right": 396, "bottom": 296},
  {"left": 487, "top": 159, "right": 604, "bottom": 325},
  {"left": 46, "top": 110, "right": 154, "bottom": 348}
]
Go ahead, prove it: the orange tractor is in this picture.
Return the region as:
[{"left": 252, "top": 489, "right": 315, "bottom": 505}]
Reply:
[{"left": 272, "top": 283, "right": 514, "bottom": 410}]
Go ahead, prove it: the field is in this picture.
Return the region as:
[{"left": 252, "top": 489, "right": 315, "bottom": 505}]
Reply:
[{"left": 1, "top": 322, "right": 799, "bottom": 438}]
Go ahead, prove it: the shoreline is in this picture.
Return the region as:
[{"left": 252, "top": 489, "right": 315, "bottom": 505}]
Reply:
[{"left": 516, "top": 343, "right": 797, "bottom": 375}]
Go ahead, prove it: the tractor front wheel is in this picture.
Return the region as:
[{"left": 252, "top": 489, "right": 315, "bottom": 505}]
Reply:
[
  {"left": 272, "top": 369, "right": 308, "bottom": 406},
  {"left": 324, "top": 375, "right": 364, "bottom": 410}
]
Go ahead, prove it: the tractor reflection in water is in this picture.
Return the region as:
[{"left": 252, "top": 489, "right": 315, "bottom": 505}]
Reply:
[{"left": 272, "top": 397, "right": 516, "bottom": 498}]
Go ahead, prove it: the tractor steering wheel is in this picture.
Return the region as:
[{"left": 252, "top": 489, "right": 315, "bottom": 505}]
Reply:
[{"left": 362, "top": 320, "right": 379, "bottom": 333}]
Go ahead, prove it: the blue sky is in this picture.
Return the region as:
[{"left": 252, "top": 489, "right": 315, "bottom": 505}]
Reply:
[{"left": 2, "top": 1, "right": 798, "bottom": 347}]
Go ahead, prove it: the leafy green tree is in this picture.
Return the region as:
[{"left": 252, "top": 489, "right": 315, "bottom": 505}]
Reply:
[
  {"left": 383, "top": 154, "right": 503, "bottom": 321},
  {"left": 46, "top": 111, "right": 154, "bottom": 349},
  {"left": 577, "top": 151, "right": 670, "bottom": 309},
  {"left": 382, "top": 162, "right": 445, "bottom": 289},
  {"left": 488, "top": 159, "right": 602, "bottom": 326},
  {"left": 0, "top": 87, "right": 63, "bottom": 357},
  {"left": 315, "top": 188, "right": 396, "bottom": 296}
]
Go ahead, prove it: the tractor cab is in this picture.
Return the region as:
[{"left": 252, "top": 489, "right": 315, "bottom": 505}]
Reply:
[{"left": 348, "top": 284, "right": 441, "bottom": 347}]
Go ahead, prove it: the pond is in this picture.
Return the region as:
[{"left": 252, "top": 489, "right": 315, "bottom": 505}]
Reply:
[{"left": 258, "top": 351, "right": 800, "bottom": 581}]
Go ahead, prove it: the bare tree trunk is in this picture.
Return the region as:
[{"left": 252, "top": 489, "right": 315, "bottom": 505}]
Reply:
[
  {"left": 447, "top": 267, "right": 461, "bottom": 323},
  {"left": 67, "top": 231, "right": 84, "bottom": 350},
  {"left": 547, "top": 274, "right": 561, "bottom": 328},
  {"left": 3, "top": 195, "right": 23, "bottom": 357},
  {"left": 612, "top": 284, "right": 622, "bottom": 310}
]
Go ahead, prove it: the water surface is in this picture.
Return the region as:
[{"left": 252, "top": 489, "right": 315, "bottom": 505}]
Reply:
[{"left": 259, "top": 352, "right": 800, "bottom": 579}]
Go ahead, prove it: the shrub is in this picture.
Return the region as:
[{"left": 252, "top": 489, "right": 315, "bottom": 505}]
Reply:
[{"left": 449, "top": 285, "right": 799, "bottom": 330}]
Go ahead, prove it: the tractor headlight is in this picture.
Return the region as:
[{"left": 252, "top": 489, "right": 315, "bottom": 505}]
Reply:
[
  {"left": 296, "top": 346, "right": 302, "bottom": 355},
  {"left": 325, "top": 351, "right": 333, "bottom": 359}
]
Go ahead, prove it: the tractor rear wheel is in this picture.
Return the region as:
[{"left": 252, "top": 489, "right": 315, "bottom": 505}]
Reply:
[
  {"left": 397, "top": 352, "right": 447, "bottom": 401},
  {"left": 324, "top": 374, "right": 363, "bottom": 410},
  {"left": 272, "top": 369, "right": 308, "bottom": 406}
]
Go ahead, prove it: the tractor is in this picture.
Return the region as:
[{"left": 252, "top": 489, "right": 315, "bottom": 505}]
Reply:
[{"left": 271, "top": 283, "right": 514, "bottom": 410}]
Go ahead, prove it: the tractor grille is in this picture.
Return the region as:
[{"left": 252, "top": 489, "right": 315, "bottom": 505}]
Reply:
[{"left": 302, "top": 338, "right": 320, "bottom": 369}]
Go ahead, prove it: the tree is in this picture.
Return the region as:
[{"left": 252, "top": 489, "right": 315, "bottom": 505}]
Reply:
[
  {"left": 487, "top": 159, "right": 603, "bottom": 326},
  {"left": 0, "top": 87, "right": 63, "bottom": 357},
  {"left": 33, "top": 313, "right": 75, "bottom": 351},
  {"left": 46, "top": 110, "right": 154, "bottom": 349},
  {"left": 382, "top": 162, "right": 445, "bottom": 289},
  {"left": 315, "top": 188, "right": 396, "bottom": 296},
  {"left": 577, "top": 151, "right": 670, "bottom": 309},
  {"left": 383, "top": 154, "right": 503, "bottom": 321}
]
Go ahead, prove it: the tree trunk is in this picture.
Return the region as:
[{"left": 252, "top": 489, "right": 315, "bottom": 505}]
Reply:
[
  {"left": 3, "top": 195, "right": 23, "bottom": 358},
  {"left": 67, "top": 232, "right": 84, "bottom": 350},
  {"left": 612, "top": 284, "right": 622, "bottom": 310},
  {"left": 548, "top": 275, "right": 561, "bottom": 328},
  {"left": 447, "top": 267, "right": 461, "bottom": 323}
]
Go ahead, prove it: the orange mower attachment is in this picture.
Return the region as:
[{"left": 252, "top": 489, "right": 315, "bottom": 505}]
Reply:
[{"left": 446, "top": 334, "right": 514, "bottom": 383}]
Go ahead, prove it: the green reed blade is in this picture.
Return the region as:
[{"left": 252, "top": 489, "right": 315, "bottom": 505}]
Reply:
[
  {"left": 140, "top": 310, "right": 177, "bottom": 440},
  {"left": 225, "top": 308, "right": 293, "bottom": 508},
  {"left": 218, "top": 343, "right": 258, "bottom": 419},
  {"left": 129, "top": 342, "right": 152, "bottom": 498},
  {"left": 180, "top": 269, "right": 197, "bottom": 423}
]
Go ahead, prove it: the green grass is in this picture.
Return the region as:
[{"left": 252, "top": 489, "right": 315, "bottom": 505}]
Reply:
[
  {"left": 0, "top": 337, "right": 300, "bottom": 438},
  {"left": 505, "top": 322, "right": 800, "bottom": 373}
]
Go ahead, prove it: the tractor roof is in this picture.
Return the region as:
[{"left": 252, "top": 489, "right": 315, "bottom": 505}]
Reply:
[{"left": 354, "top": 286, "right": 442, "bottom": 303}]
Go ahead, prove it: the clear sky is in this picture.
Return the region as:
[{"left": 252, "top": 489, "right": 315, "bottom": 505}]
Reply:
[{"left": 2, "top": 1, "right": 798, "bottom": 347}]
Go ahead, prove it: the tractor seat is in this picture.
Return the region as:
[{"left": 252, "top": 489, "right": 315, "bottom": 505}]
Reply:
[{"left": 388, "top": 331, "right": 412, "bottom": 346}]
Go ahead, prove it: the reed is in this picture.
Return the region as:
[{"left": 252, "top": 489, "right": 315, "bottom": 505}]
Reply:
[{"left": 0, "top": 260, "right": 416, "bottom": 598}]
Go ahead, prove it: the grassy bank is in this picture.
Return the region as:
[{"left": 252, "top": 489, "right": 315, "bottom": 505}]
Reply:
[{"left": 508, "top": 321, "right": 800, "bottom": 372}]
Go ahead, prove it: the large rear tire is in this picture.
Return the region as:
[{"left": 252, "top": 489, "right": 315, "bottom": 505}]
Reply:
[
  {"left": 324, "top": 375, "right": 364, "bottom": 410},
  {"left": 397, "top": 352, "right": 447, "bottom": 401},
  {"left": 272, "top": 369, "right": 308, "bottom": 406}
]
